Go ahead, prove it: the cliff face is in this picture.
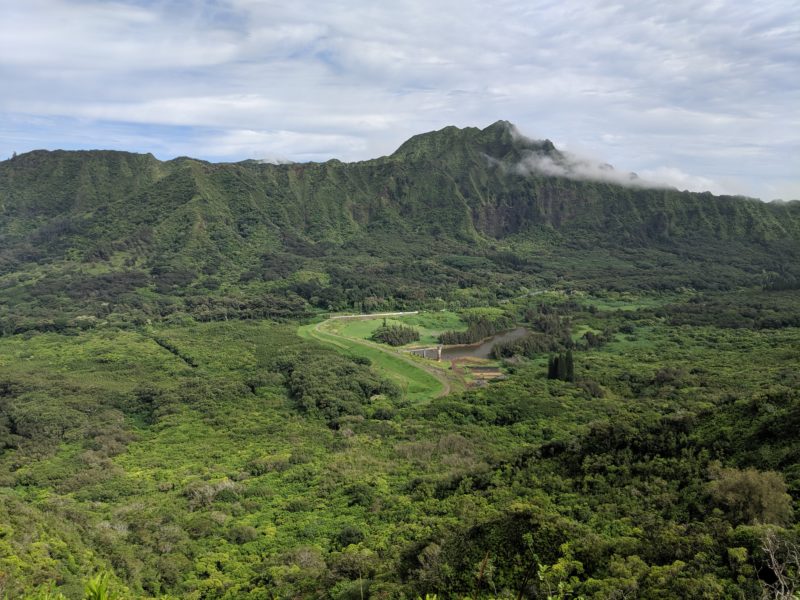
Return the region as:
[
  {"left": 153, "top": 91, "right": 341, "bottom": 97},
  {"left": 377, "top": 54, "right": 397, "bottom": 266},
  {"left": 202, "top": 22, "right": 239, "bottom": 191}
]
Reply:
[
  {"left": 0, "top": 121, "right": 798, "bottom": 324},
  {"left": 384, "top": 120, "right": 800, "bottom": 242},
  {"left": 2, "top": 121, "right": 798, "bottom": 263}
]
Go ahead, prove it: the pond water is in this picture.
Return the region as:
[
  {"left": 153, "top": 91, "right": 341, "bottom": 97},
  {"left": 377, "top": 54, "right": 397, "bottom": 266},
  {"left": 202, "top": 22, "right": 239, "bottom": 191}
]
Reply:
[{"left": 441, "top": 327, "right": 529, "bottom": 360}]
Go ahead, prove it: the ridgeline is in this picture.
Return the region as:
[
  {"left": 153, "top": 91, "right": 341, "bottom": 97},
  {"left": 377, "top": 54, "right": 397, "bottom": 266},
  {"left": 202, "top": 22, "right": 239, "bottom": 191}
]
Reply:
[{"left": 1, "top": 121, "right": 798, "bottom": 332}]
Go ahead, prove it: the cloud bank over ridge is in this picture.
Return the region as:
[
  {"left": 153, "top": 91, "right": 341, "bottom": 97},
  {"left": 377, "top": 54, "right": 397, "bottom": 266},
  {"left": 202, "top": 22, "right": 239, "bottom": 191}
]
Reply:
[
  {"left": 513, "top": 149, "right": 645, "bottom": 187},
  {"left": 0, "top": 0, "right": 798, "bottom": 200},
  {"left": 505, "top": 124, "right": 731, "bottom": 194}
]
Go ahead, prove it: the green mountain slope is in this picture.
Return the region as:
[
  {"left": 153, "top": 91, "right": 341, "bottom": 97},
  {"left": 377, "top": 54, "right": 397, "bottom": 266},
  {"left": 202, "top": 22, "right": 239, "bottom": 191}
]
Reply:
[
  {"left": 1, "top": 121, "right": 798, "bottom": 332},
  {"left": 1, "top": 123, "right": 799, "bottom": 599}
]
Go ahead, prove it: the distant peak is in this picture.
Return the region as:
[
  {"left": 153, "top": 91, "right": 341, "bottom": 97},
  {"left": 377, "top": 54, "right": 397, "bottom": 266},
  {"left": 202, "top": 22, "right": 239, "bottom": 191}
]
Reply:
[
  {"left": 484, "top": 119, "right": 515, "bottom": 132},
  {"left": 392, "top": 120, "right": 536, "bottom": 160}
]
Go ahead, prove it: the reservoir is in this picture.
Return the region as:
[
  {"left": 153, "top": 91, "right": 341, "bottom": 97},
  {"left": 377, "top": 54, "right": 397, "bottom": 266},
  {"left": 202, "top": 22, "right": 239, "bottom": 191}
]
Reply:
[{"left": 441, "top": 327, "right": 529, "bottom": 360}]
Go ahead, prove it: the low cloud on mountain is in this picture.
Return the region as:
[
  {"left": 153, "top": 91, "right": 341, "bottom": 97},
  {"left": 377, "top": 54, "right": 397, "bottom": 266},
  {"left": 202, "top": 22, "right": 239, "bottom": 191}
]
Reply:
[
  {"left": 1, "top": 0, "right": 797, "bottom": 198},
  {"left": 514, "top": 150, "right": 646, "bottom": 186}
]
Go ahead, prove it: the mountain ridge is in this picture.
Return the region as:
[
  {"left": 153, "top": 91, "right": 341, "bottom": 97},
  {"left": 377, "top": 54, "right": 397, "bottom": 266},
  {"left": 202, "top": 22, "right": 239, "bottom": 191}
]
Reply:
[
  {"left": 1, "top": 122, "right": 799, "bottom": 331},
  {"left": 3, "top": 121, "right": 799, "bottom": 253}
]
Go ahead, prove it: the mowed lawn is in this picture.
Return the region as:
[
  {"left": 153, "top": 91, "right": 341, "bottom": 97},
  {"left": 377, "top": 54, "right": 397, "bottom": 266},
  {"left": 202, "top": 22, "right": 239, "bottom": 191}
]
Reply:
[
  {"left": 297, "top": 320, "right": 446, "bottom": 402},
  {"left": 327, "top": 311, "right": 465, "bottom": 346}
]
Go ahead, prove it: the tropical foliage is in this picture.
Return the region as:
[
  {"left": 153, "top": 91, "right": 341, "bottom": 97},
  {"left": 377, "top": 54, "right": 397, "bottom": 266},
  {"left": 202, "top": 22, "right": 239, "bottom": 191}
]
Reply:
[
  {"left": 0, "top": 123, "right": 798, "bottom": 598},
  {"left": 370, "top": 321, "right": 420, "bottom": 346}
]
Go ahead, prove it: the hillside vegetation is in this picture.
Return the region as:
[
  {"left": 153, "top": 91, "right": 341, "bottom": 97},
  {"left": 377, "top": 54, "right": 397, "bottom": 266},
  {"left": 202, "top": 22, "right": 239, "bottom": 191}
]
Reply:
[
  {"left": 2, "top": 122, "right": 798, "bottom": 333},
  {"left": 0, "top": 123, "right": 798, "bottom": 598}
]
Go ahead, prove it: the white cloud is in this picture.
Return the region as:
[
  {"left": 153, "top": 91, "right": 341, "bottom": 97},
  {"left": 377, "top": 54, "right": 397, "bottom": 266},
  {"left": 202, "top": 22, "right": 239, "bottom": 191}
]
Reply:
[
  {"left": 763, "top": 181, "right": 800, "bottom": 202},
  {"left": 636, "top": 167, "right": 730, "bottom": 195},
  {"left": 0, "top": 0, "right": 798, "bottom": 199},
  {"left": 0, "top": 0, "right": 239, "bottom": 70},
  {"left": 513, "top": 150, "right": 641, "bottom": 186},
  {"left": 206, "top": 129, "right": 367, "bottom": 161},
  {"left": 508, "top": 143, "right": 730, "bottom": 195}
]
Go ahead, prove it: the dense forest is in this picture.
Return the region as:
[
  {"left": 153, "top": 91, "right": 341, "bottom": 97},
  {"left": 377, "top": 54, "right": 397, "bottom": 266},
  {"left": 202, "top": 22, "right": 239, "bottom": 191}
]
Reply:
[{"left": 0, "top": 123, "right": 798, "bottom": 598}]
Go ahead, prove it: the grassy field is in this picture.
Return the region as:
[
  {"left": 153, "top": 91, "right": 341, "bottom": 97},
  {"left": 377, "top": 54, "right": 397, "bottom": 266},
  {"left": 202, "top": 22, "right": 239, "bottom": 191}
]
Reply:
[
  {"left": 578, "top": 291, "right": 682, "bottom": 311},
  {"left": 297, "top": 320, "right": 449, "bottom": 401},
  {"left": 326, "top": 311, "right": 464, "bottom": 346},
  {"left": 571, "top": 324, "right": 603, "bottom": 342}
]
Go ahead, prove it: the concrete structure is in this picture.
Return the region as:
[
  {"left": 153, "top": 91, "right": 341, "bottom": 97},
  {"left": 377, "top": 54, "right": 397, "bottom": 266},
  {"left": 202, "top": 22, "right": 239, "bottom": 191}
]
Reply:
[{"left": 407, "top": 345, "right": 443, "bottom": 361}]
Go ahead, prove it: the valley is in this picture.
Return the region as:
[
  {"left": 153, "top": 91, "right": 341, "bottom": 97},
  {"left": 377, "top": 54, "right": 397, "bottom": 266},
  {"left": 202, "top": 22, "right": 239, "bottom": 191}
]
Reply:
[{"left": 0, "top": 123, "right": 798, "bottom": 599}]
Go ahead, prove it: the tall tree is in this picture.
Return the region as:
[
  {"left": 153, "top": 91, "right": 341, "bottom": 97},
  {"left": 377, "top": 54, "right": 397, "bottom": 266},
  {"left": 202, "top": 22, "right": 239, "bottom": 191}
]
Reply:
[
  {"left": 557, "top": 352, "right": 567, "bottom": 381},
  {"left": 566, "top": 349, "right": 575, "bottom": 382}
]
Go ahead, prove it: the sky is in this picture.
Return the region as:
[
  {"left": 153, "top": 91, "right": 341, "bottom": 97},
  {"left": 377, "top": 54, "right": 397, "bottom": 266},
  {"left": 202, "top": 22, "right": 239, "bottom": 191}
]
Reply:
[{"left": 1, "top": 0, "right": 798, "bottom": 200}]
